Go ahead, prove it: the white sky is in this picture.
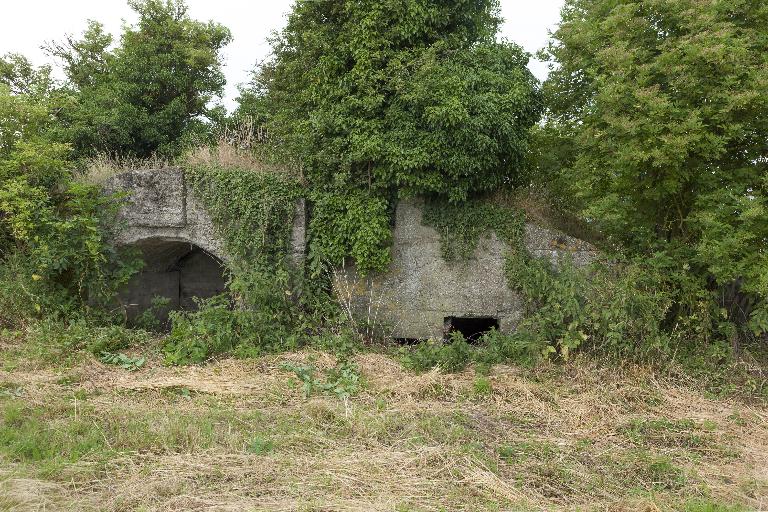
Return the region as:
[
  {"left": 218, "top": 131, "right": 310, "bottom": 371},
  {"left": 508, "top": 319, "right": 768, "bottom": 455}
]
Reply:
[{"left": 0, "top": 1, "right": 564, "bottom": 111}]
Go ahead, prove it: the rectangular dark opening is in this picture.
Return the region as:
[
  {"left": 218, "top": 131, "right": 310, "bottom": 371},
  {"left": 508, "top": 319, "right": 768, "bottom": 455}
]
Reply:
[
  {"left": 394, "top": 338, "right": 425, "bottom": 346},
  {"left": 444, "top": 316, "right": 499, "bottom": 343}
]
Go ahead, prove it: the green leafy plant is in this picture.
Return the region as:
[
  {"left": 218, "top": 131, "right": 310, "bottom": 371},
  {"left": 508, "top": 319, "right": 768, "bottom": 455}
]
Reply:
[
  {"left": 99, "top": 351, "right": 146, "bottom": 372},
  {"left": 540, "top": 0, "right": 768, "bottom": 348},
  {"left": 400, "top": 331, "right": 473, "bottom": 373},
  {"left": 422, "top": 196, "right": 525, "bottom": 262},
  {"left": 0, "top": 78, "right": 142, "bottom": 327},
  {"left": 280, "top": 357, "right": 362, "bottom": 400},
  {"left": 47, "top": 0, "right": 232, "bottom": 158},
  {"left": 246, "top": 436, "right": 275, "bottom": 455},
  {"left": 240, "top": 0, "right": 541, "bottom": 274},
  {"left": 134, "top": 295, "right": 172, "bottom": 331}
]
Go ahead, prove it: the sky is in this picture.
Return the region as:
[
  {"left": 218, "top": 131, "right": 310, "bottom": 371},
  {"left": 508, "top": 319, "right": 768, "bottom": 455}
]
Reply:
[{"left": 0, "top": 1, "right": 564, "bottom": 111}]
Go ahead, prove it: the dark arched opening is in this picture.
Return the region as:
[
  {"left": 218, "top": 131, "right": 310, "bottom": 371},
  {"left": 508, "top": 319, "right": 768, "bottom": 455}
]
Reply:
[{"left": 118, "top": 238, "right": 227, "bottom": 326}]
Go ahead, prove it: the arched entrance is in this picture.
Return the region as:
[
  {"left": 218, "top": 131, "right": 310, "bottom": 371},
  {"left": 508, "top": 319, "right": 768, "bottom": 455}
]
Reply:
[{"left": 118, "top": 238, "right": 227, "bottom": 326}]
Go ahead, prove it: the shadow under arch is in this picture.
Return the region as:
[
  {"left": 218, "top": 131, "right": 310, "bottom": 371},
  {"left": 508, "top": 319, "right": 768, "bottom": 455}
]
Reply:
[{"left": 117, "top": 236, "right": 227, "bottom": 325}]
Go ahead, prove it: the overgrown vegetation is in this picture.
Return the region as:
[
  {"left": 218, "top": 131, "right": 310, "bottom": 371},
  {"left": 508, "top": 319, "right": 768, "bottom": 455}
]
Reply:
[
  {"left": 2, "top": 1, "right": 768, "bottom": 508},
  {"left": 1, "top": 0, "right": 765, "bottom": 386},
  {"left": 539, "top": 0, "right": 768, "bottom": 349},
  {"left": 240, "top": 0, "right": 542, "bottom": 274}
]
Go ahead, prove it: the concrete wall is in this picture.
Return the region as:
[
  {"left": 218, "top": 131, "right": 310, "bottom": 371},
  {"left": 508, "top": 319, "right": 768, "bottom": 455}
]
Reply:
[
  {"left": 335, "top": 198, "right": 595, "bottom": 340},
  {"left": 106, "top": 169, "right": 306, "bottom": 321},
  {"left": 105, "top": 168, "right": 308, "bottom": 266},
  {"left": 105, "top": 169, "right": 596, "bottom": 339}
]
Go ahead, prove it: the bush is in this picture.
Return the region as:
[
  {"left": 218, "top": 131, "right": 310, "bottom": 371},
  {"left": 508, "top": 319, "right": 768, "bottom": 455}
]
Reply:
[
  {"left": 506, "top": 254, "right": 675, "bottom": 360},
  {"left": 400, "top": 331, "right": 474, "bottom": 373},
  {"left": 163, "top": 268, "right": 304, "bottom": 365}
]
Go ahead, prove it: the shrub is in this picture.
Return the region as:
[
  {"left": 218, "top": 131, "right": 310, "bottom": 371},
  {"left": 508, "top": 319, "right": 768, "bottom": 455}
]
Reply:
[{"left": 400, "top": 331, "right": 474, "bottom": 373}]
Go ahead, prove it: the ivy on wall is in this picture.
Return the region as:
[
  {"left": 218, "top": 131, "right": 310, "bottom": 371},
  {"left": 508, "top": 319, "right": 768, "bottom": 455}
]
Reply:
[
  {"left": 185, "top": 165, "right": 301, "bottom": 269},
  {"left": 162, "top": 164, "right": 306, "bottom": 365},
  {"left": 422, "top": 197, "right": 525, "bottom": 262}
]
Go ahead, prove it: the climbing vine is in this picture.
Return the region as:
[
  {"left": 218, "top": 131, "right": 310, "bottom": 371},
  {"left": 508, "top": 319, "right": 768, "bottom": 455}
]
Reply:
[
  {"left": 163, "top": 164, "right": 307, "bottom": 365},
  {"left": 185, "top": 165, "right": 301, "bottom": 269},
  {"left": 422, "top": 196, "right": 525, "bottom": 262},
  {"left": 306, "top": 190, "right": 394, "bottom": 277}
]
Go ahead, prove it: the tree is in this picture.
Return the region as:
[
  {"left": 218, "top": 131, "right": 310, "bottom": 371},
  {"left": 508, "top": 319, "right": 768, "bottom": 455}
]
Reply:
[
  {"left": 542, "top": 0, "right": 768, "bottom": 338},
  {"left": 0, "top": 53, "right": 56, "bottom": 98},
  {"left": 49, "top": 0, "right": 231, "bottom": 158},
  {"left": 0, "top": 63, "right": 138, "bottom": 325},
  {"left": 243, "top": 0, "right": 542, "bottom": 272}
]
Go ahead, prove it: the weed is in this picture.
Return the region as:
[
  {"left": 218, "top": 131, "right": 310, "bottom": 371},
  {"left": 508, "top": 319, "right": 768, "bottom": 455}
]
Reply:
[
  {"left": 281, "top": 357, "right": 362, "bottom": 400},
  {"left": 400, "top": 331, "right": 473, "bottom": 373},
  {"left": 498, "top": 440, "right": 559, "bottom": 463},
  {"left": 247, "top": 436, "right": 275, "bottom": 455},
  {"left": 134, "top": 295, "right": 171, "bottom": 331},
  {"left": 472, "top": 377, "right": 493, "bottom": 398},
  {"left": 0, "top": 381, "right": 24, "bottom": 399},
  {"left": 99, "top": 351, "right": 146, "bottom": 372}
]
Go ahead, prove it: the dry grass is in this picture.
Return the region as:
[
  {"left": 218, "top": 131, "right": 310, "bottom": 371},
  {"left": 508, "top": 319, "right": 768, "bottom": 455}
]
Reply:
[
  {"left": 183, "top": 116, "right": 297, "bottom": 177},
  {"left": 75, "top": 116, "right": 295, "bottom": 186},
  {"left": 183, "top": 141, "right": 289, "bottom": 176},
  {"left": 76, "top": 153, "right": 173, "bottom": 186},
  {"left": 491, "top": 187, "right": 604, "bottom": 246},
  {"left": 1, "top": 350, "right": 767, "bottom": 511}
]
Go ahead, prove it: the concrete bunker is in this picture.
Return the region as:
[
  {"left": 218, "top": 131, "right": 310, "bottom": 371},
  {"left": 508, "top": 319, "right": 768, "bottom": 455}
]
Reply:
[
  {"left": 105, "top": 168, "right": 595, "bottom": 340},
  {"left": 118, "top": 237, "right": 227, "bottom": 324},
  {"left": 335, "top": 198, "right": 597, "bottom": 340}
]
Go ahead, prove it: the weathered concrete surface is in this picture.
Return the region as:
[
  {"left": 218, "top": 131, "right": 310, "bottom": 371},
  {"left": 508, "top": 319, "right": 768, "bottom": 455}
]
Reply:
[
  {"left": 105, "top": 169, "right": 596, "bottom": 338},
  {"left": 335, "top": 198, "right": 596, "bottom": 340},
  {"left": 105, "top": 169, "right": 306, "bottom": 320},
  {"left": 105, "top": 168, "right": 308, "bottom": 266},
  {"left": 105, "top": 168, "right": 224, "bottom": 260}
]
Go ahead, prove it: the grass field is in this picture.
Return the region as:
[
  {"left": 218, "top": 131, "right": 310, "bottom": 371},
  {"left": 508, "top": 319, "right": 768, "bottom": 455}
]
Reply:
[{"left": 1, "top": 334, "right": 766, "bottom": 511}]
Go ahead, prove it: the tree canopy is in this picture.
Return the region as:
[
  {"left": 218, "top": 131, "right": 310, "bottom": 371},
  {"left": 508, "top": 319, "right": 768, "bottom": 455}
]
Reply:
[
  {"left": 49, "top": 0, "right": 231, "bottom": 158},
  {"left": 241, "top": 0, "right": 542, "bottom": 272},
  {"left": 542, "top": 0, "right": 768, "bottom": 334}
]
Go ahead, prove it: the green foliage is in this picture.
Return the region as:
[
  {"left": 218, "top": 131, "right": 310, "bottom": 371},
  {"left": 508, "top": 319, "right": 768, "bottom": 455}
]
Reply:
[
  {"left": 400, "top": 326, "right": 549, "bottom": 374},
  {"left": 0, "top": 53, "right": 56, "bottom": 97},
  {"left": 99, "top": 351, "right": 146, "bottom": 372},
  {"left": 246, "top": 436, "right": 275, "bottom": 455},
  {"left": 185, "top": 165, "right": 301, "bottom": 267},
  {"left": 162, "top": 163, "right": 315, "bottom": 365},
  {"left": 280, "top": 356, "right": 362, "bottom": 400},
  {"left": 0, "top": 401, "right": 109, "bottom": 464},
  {"left": 683, "top": 500, "right": 749, "bottom": 512},
  {"left": 422, "top": 197, "right": 525, "bottom": 262},
  {"left": 307, "top": 189, "right": 393, "bottom": 275},
  {"left": 471, "top": 377, "right": 493, "bottom": 397},
  {"left": 506, "top": 254, "right": 674, "bottom": 360},
  {"left": 13, "top": 319, "right": 152, "bottom": 367},
  {"left": 243, "top": 0, "right": 541, "bottom": 272},
  {"left": 135, "top": 295, "right": 172, "bottom": 331},
  {"left": 163, "top": 270, "right": 303, "bottom": 365},
  {"left": 400, "top": 331, "right": 473, "bottom": 373},
  {"left": 49, "top": 0, "right": 231, "bottom": 158},
  {"left": 541, "top": 0, "right": 768, "bottom": 342},
  {"left": 0, "top": 79, "right": 141, "bottom": 326}
]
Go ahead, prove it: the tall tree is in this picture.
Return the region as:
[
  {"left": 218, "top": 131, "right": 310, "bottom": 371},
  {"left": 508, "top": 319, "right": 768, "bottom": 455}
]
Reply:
[
  {"left": 243, "top": 0, "right": 542, "bottom": 272},
  {"left": 542, "top": 0, "right": 768, "bottom": 335},
  {"left": 50, "top": 0, "right": 231, "bottom": 158}
]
